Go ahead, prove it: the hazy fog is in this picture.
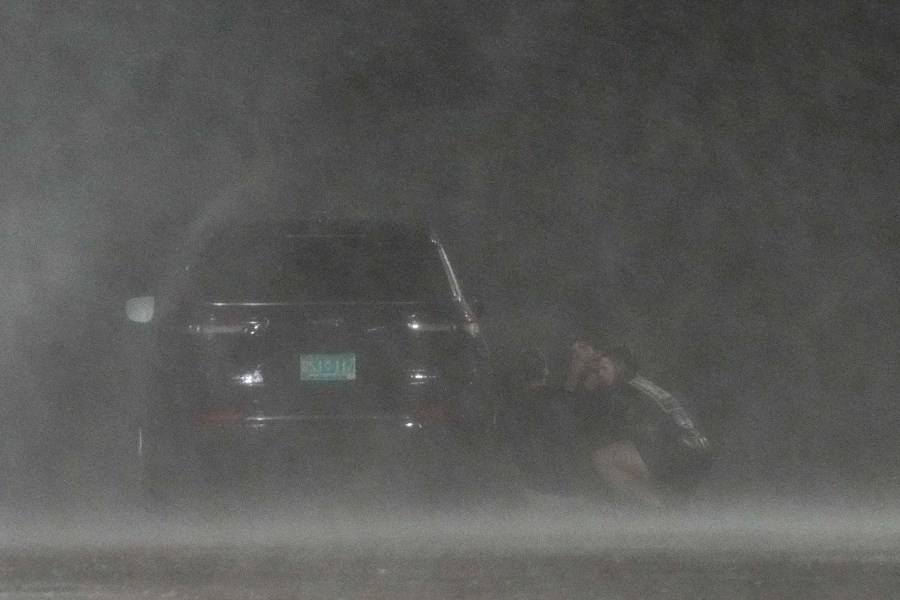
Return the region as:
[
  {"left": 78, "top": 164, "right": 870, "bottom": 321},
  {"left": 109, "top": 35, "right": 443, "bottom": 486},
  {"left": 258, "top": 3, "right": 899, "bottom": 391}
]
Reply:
[{"left": 1, "top": 0, "right": 898, "bottom": 511}]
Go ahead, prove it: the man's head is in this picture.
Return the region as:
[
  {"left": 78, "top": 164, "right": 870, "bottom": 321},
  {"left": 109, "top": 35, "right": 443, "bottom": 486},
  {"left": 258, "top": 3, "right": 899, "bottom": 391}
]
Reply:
[
  {"left": 595, "top": 342, "right": 638, "bottom": 379},
  {"left": 570, "top": 339, "right": 638, "bottom": 391},
  {"left": 582, "top": 353, "right": 620, "bottom": 390}
]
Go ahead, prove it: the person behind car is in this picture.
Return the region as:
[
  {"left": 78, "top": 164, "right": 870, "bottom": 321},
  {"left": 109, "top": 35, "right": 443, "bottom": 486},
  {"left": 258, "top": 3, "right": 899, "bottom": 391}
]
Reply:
[
  {"left": 500, "top": 339, "right": 660, "bottom": 506},
  {"left": 562, "top": 339, "right": 664, "bottom": 508}
]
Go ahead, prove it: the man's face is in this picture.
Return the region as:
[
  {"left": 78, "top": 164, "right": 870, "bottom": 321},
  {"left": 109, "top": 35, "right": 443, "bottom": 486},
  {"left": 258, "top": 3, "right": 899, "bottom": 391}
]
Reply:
[{"left": 582, "top": 354, "right": 619, "bottom": 390}]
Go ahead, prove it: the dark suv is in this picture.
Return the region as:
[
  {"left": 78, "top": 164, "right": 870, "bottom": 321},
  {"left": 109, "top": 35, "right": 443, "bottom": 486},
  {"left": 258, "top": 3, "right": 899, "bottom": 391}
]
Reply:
[{"left": 125, "top": 220, "right": 497, "bottom": 502}]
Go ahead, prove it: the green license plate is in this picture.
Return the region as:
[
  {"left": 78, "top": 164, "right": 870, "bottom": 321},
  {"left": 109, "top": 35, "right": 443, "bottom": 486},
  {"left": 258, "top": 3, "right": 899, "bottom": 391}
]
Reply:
[{"left": 299, "top": 353, "right": 356, "bottom": 381}]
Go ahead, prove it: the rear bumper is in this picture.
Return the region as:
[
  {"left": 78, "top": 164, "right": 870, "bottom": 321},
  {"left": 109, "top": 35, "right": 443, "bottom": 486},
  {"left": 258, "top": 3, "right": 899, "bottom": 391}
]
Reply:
[
  {"left": 138, "top": 375, "right": 499, "bottom": 494},
  {"left": 195, "top": 416, "right": 424, "bottom": 464}
]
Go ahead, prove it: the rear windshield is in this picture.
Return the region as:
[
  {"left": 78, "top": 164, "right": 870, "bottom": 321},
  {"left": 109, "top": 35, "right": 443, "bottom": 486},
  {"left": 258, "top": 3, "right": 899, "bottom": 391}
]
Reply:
[{"left": 191, "top": 234, "right": 453, "bottom": 303}]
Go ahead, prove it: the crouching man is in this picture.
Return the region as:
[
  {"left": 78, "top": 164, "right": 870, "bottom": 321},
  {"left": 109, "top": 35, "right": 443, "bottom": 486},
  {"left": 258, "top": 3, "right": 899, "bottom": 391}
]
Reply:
[
  {"left": 563, "top": 340, "right": 713, "bottom": 507},
  {"left": 500, "top": 337, "right": 713, "bottom": 507},
  {"left": 563, "top": 341, "right": 662, "bottom": 507}
]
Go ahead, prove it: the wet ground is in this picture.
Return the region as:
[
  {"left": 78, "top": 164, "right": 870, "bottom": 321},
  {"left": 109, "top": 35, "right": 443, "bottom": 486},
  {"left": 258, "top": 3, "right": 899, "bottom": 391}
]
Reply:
[
  {"left": 1, "top": 502, "right": 898, "bottom": 599},
  {"left": 2, "top": 546, "right": 899, "bottom": 599}
]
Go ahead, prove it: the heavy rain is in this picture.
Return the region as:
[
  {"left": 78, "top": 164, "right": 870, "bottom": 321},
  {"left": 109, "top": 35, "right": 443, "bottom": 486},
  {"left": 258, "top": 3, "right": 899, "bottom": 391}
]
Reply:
[{"left": 1, "top": 1, "right": 898, "bottom": 598}]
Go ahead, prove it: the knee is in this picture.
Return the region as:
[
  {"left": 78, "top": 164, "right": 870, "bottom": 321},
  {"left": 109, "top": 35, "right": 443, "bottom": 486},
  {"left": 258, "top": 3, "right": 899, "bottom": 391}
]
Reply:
[{"left": 591, "top": 442, "right": 649, "bottom": 481}]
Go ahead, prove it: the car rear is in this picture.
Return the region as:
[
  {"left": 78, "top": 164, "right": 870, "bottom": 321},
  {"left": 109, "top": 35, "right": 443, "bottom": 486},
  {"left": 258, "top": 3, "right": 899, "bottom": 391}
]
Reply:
[{"left": 140, "top": 223, "right": 495, "bottom": 500}]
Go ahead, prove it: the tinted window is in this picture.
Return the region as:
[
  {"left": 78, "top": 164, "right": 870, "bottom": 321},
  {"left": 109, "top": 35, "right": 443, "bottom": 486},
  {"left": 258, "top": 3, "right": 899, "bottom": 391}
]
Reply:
[{"left": 192, "top": 234, "right": 452, "bottom": 303}]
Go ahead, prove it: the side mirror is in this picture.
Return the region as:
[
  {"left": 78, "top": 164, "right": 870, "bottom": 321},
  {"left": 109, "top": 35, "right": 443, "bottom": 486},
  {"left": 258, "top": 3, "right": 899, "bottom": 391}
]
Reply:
[{"left": 125, "top": 296, "right": 155, "bottom": 323}]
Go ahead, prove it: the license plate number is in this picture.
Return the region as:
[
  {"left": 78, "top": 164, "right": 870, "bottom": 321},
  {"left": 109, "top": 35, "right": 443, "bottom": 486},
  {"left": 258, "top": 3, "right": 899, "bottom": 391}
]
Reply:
[{"left": 299, "top": 353, "right": 356, "bottom": 381}]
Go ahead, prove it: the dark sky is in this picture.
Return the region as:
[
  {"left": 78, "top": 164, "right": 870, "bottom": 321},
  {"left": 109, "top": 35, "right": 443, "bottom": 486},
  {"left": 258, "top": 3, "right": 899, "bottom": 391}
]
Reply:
[{"left": 1, "top": 1, "right": 898, "bottom": 504}]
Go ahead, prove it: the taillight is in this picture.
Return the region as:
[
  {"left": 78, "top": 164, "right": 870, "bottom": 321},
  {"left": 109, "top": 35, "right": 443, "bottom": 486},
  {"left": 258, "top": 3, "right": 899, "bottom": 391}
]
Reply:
[
  {"left": 230, "top": 367, "right": 265, "bottom": 387},
  {"left": 198, "top": 406, "right": 247, "bottom": 426},
  {"left": 406, "top": 314, "right": 456, "bottom": 333},
  {"left": 405, "top": 313, "right": 480, "bottom": 336},
  {"left": 187, "top": 316, "right": 269, "bottom": 336},
  {"left": 406, "top": 367, "right": 440, "bottom": 385}
]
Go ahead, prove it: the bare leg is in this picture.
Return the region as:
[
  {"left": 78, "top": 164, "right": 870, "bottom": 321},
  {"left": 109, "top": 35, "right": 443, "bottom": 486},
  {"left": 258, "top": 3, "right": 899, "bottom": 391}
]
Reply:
[{"left": 591, "top": 441, "right": 662, "bottom": 508}]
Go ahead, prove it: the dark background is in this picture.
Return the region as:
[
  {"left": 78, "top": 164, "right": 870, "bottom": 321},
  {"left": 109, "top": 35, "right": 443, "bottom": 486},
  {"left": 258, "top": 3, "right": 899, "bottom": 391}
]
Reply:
[{"left": 1, "top": 1, "right": 897, "bottom": 508}]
